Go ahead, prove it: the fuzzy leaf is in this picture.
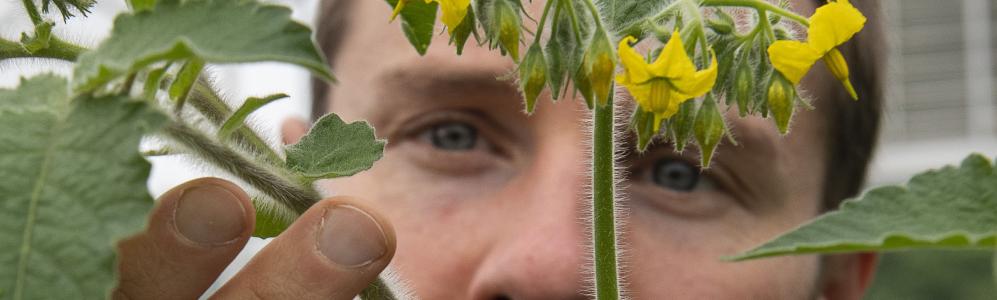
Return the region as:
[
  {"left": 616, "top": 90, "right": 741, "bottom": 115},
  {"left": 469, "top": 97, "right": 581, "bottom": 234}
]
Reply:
[
  {"left": 73, "top": 0, "right": 331, "bottom": 92},
  {"left": 730, "top": 154, "right": 997, "bottom": 261},
  {"left": 595, "top": 0, "right": 669, "bottom": 36},
  {"left": 285, "top": 114, "right": 385, "bottom": 180},
  {"left": 251, "top": 197, "right": 293, "bottom": 238},
  {"left": 386, "top": 0, "right": 438, "bottom": 55},
  {"left": 0, "top": 75, "right": 166, "bottom": 298},
  {"left": 449, "top": 8, "right": 477, "bottom": 55},
  {"left": 218, "top": 93, "right": 288, "bottom": 141}
]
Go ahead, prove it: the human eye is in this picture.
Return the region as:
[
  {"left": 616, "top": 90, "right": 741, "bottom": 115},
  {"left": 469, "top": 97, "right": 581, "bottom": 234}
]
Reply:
[
  {"left": 391, "top": 110, "right": 512, "bottom": 176},
  {"left": 626, "top": 148, "right": 735, "bottom": 219}
]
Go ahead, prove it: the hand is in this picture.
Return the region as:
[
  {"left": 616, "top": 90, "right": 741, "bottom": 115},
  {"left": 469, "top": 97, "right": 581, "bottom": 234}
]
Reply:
[{"left": 113, "top": 177, "right": 396, "bottom": 299}]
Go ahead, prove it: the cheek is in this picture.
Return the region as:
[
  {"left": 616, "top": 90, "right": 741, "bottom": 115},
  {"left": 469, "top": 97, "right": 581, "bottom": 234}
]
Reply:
[
  {"left": 623, "top": 208, "right": 822, "bottom": 299},
  {"left": 319, "top": 155, "right": 503, "bottom": 297}
]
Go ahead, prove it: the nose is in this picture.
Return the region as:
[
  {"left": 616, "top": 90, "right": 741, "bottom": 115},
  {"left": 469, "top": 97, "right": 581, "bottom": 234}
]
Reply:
[{"left": 466, "top": 132, "right": 590, "bottom": 300}]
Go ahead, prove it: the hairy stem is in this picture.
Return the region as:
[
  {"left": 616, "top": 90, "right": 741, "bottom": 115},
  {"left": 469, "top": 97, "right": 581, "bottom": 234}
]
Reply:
[
  {"left": 592, "top": 94, "right": 619, "bottom": 300},
  {"left": 163, "top": 121, "right": 319, "bottom": 214},
  {"left": 700, "top": 0, "right": 810, "bottom": 26},
  {"left": 532, "top": 0, "right": 557, "bottom": 44},
  {"left": 20, "top": 0, "right": 43, "bottom": 25},
  {"left": 187, "top": 78, "right": 286, "bottom": 166},
  {"left": 0, "top": 37, "right": 85, "bottom": 61}
]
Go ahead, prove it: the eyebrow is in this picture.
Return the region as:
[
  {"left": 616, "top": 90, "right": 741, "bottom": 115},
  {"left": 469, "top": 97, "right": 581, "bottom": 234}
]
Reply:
[{"left": 377, "top": 61, "right": 519, "bottom": 97}]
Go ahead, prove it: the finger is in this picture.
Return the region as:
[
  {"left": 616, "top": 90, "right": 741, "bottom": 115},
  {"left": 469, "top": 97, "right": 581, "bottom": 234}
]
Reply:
[
  {"left": 211, "top": 197, "right": 395, "bottom": 300},
  {"left": 114, "top": 178, "right": 254, "bottom": 300},
  {"left": 281, "top": 117, "right": 310, "bottom": 145}
]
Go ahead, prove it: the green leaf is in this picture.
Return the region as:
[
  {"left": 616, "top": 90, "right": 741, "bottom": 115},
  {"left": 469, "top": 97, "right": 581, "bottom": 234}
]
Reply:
[
  {"left": 19, "top": 21, "right": 54, "bottom": 54},
  {"left": 128, "top": 0, "right": 156, "bottom": 11},
  {"left": 386, "top": 0, "right": 438, "bottom": 56},
  {"left": 730, "top": 154, "right": 997, "bottom": 261},
  {"left": 168, "top": 57, "right": 204, "bottom": 110},
  {"left": 285, "top": 113, "right": 385, "bottom": 180},
  {"left": 0, "top": 75, "right": 166, "bottom": 298},
  {"left": 40, "top": 0, "right": 95, "bottom": 20},
  {"left": 251, "top": 197, "right": 293, "bottom": 238},
  {"left": 218, "top": 93, "right": 288, "bottom": 141},
  {"left": 73, "top": 0, "right": 331, "bottom": 92}
]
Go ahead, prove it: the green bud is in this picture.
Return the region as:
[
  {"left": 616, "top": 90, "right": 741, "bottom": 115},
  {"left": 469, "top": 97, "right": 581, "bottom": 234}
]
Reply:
[
  {"left": 670, "top": 100, "right": 697, "bottom": 152},
  {"left": 766, "top": 73, "right": 795, "bottom": 134},
  {"left": 520, "top": 44, "right": 547, "bottom": 114},
  {"left": 694, "top": 95, "right": 725, "bottom": 168},
  {"left": 572, "top": 65, "right": 595, "bottom": 109},
  {"left": 20, "top": 21, "right": 54, "bottom": 53},
  {"left": 733, "top": 59, "right": 753, "bottom": 117},
  {"left": 584, "top": 29, "right": 615, "bottom": 108},
  {"left": 773, "top": 27, "right": 790, "bottom": 40},
  {"left": 495, "top": 0, "right": 521, "bottom": 60},
  {"left": 706, "top": 10, "right": 735, "bottom": 34}
]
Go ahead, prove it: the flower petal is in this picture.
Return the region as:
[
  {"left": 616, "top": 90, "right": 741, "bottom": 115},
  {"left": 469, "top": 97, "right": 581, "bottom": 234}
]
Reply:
[
  {"left": 677, "top": 50, "right": 718, "bottom": 97},
  {"left": 390, "top": 0, "right": 407, "bottom": 21},
  {"left": 648, "top": 31, "right": 696, "bottom": 80},
  {"left": 768, "top": 40, "right": 822, "bottom": 84},
  {"left": 438, "top": 0, "right": 471, "bottom": 34},
  {"left": 807, "top": 0, "right": 866, "bottom": 53},
  {"left": 617, "top": 36, "right": 652, "bottom": 84}
]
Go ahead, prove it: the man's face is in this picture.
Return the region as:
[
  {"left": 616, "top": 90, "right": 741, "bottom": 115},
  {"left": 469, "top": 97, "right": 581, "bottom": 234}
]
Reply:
[{"left": 309, "top": 1, "right": 871, "bottom": 298}]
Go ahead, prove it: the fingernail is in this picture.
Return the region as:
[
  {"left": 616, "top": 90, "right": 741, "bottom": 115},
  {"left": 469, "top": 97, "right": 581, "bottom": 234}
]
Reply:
[
  {"left": 318, "top": 205, "right": 388, "bottom": 268},
  {"left": 174, "top": 184, "right": 247, "bottom": 246}
]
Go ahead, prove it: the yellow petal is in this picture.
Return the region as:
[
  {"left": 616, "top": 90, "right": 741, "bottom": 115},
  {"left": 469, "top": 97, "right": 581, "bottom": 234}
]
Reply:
[
  {"left": 768, "top": 40, "right": 822, "bottom": 84},
  {"left": 437, "top": 0, "right": 471, "bottom": 34},
  {"left": 675, "top": 50, "right": 718, "bottom": 97},
  {"left": 823, "top": 48, "right": 858, "bottom": 100},
  {"left": 648, "top": 31, "right": 696, "bottom": 80},
  {"left": 807, "top": 0, "right": 866, "bottom": 53},
  {"left": 617, "top": 36, "right": 652, "bottom": 84},
  {"left": 390, "top": 0, "right": 407, "bottom": 21}
]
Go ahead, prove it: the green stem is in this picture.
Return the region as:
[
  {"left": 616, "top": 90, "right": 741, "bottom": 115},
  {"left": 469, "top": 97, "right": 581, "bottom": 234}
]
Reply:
[
  {"left": 20, "top": 0, "right": 43, "bottom": 25},
  {"left": 582, "top": 0, "right": 606, "bottom": 31},
  {"left": 163, "top": 121, "right": 319, "bottom": 214},
  {"left": 592, "top": 93, "right": 619, "bottom": 300},
  {"left": 532, "top": 0, "right": 556, "bottom": 44},
  {"left": 700, "top": 0, "right": 809, "bottom": 26},
  {"left": 187, "top": 79, "right": 286, "bottom": 166},
  {"left": 0, "top": 37, "right": 84, "bottom": 61},
  {"left": 561, "top": 0, "right": 584, "bottom": 44}
]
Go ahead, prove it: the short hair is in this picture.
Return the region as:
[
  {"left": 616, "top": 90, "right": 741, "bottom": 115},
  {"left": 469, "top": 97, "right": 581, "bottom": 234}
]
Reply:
[{"left": 311, "top": 0, "right": 884, "bottom": 211}]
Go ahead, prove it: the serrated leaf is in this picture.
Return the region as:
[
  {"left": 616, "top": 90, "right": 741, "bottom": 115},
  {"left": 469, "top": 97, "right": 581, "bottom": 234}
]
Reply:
[
  {"left": 730, "top": 154, "right": 997, "bottom": 261},
  {"left": 73, "top": 0, "right": 331, "bottom": 92},
  {"left": 285, "top": 113, "right": 385, "bottom": 180},
  {"left": 386, "top": 0, "right": 438, "bottom": 55},
  {"left": 0, "top": 75, "right": 166, "bottom": 298}
]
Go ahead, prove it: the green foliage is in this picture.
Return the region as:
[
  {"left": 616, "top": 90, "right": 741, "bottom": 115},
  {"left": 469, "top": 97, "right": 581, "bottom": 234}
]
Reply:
[
  {"left": 865, "top": 250, "right": 996, "bottom": 300},
  {"left": 731, "top": 154, "right": 997, "bottom": 260},
  {"left": 0, "top": 75, "right": 165, "bottom": 299},
  {"left": 286, "top": 114, "right": 386, "bottom": 181},
  {"left": 73, "top": 0, "right": 331, "bottom": 92},
  {"left": 218, "top": 93, "right": 288, "bottom": 141},
  {"left": 385, "top": 0, "right": 438, "bottom": 55}
]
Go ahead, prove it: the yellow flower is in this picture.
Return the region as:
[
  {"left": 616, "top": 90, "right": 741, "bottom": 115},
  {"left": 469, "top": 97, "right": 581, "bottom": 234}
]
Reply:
[
  {"left": 615, "top": 33, "right": 717, "bottom": 132},
  {"left": 767, "top": 0, "right": 865, "bottom": 99},
  {"left": 391, "top": 0, "right": 471, "bottom": 34}
]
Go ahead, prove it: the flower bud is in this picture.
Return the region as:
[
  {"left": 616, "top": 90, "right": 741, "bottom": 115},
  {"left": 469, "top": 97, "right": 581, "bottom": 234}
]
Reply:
[
  {"left": 694, "top": 95, "right": 725, "bottom": 168},
  {"left": 823, "top": 48, "right": 858, "bottom": 100},
  {"left": 495, "top": 0, "right": 521, "bottom": 60},
  {"left": 584, "top": 29, "right": 615, "bottom": 107},
  {"left": 766, "top": 73, "right": 795, "bottom": 135},
  {"left": 706, "top": 11, "right": 735, "bottom": 35},
  {"left": 520, "top": 44, "right": 547, "bottom": 113}
]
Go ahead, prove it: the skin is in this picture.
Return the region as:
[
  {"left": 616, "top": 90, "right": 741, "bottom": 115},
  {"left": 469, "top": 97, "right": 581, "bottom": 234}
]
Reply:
[{"left": 113, "top": 0, "right": 876, "bottom": 299}]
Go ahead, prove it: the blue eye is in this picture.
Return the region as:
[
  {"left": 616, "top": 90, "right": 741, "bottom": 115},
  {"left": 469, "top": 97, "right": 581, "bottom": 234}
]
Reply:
[
  {"left": 425, "top": 122, "right": 477, "bottom": 151},
  {"left": 651, "top": 158, "right": 700, "bottom": 192}
]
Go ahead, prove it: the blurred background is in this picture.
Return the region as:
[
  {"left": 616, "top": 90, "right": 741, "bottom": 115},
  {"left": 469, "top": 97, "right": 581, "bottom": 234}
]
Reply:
[{"left": 1, "top": 0, "right": 994, "bottom": 298}]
